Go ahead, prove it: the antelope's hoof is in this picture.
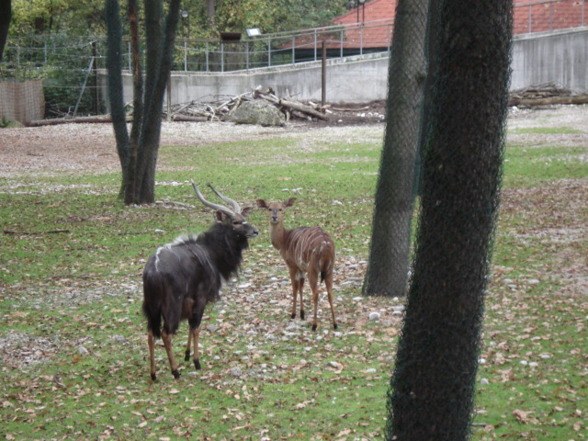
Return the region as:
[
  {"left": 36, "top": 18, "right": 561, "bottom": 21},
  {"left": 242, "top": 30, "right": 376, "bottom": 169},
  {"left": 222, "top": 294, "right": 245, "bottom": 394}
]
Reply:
[
  {"left": 312, "top": 324, "right": 317, "bottom": 331},
  {"left": 194, "top": 359, "right": 202, "bottom": 370},
  {"left": 172, "top": 369, "right": 181, "bottom": 379},
  {"left": 184, "top": 351, "right": 191, "bottom": 362},
  {"left": 151, "top": 373, "right": 157, "bottom": 381},
  {"left": 300, "top": 311, "right": 305, "bottom": 320},
  {"left": 333, "top": 323, "right": 338, "bottom": 330},
  {"left": 291, "top": 313, "right": 296, "bottom": 319}
]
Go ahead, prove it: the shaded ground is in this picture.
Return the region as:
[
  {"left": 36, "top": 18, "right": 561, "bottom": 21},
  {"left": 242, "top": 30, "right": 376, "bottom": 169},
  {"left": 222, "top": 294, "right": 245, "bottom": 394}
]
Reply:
[{"left": 320, "top": 100, "right": 386, "bottom": 126}]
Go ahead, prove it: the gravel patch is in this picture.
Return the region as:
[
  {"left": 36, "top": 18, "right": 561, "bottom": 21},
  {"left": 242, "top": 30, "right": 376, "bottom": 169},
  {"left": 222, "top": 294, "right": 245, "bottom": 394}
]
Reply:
[{"left": 0, "top": 120, "right": 384, "bottom": 177}]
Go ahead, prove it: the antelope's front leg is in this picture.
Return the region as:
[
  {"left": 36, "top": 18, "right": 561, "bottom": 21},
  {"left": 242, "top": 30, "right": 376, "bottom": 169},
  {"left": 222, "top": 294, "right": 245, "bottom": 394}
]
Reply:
[
  {"left": 191, "top": 326, "right": 202, "bottom": 370},
  {"left": 308, "top": 272, "right": 319, "bottom": 331},
  {"left": 288, "top": 266, "right": 300, "bottom": 319},
  {"left": 189, "top": 300, "right": 206, "bottom": 371},
  {"left": 185, "top": 328, "right": 192, "bottom": 361}
]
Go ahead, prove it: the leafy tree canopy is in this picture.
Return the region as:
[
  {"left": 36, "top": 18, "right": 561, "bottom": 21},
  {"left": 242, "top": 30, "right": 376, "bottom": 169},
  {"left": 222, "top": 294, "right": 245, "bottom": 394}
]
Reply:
[
  {"left": 9, "top": 0, "right": 349, "bottom": 40},
  {"left": 10, "top": 0, "right": 106, "bottom": 36}
]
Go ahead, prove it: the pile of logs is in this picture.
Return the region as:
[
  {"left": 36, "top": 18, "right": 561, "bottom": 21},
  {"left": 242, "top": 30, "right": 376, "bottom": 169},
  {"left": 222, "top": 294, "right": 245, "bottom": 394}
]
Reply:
[
  {"left": 28, "top": 87, "right": 329, "bottom": 126},
  {"left": 509, "top": 82, "right": 588, "bottom": 107},
  {"left": 165, "top": 87, "right": 329, "bottom": 122}
]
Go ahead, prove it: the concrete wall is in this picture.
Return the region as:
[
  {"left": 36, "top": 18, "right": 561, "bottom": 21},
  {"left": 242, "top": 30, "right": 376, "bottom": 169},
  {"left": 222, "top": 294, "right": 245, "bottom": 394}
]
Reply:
[
  {"left": 169, "top": 52, "right": 390, "bottom": 104},
  {"left": 511, "top": 27, "right": 588, "bottom": 92},
  {"left": 104, "top": 27, "right": 588, "bottom": 107}
]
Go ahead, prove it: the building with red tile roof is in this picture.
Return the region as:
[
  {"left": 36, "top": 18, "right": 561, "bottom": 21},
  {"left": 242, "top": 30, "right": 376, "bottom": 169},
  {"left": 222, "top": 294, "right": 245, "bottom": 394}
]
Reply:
[{"left": 316, "top": 0, "right": 587, "bottom": 50}]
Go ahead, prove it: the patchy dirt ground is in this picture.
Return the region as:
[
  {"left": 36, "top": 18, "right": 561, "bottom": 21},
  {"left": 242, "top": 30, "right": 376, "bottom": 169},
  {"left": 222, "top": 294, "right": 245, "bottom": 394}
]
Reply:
[
  {"left": 1, "top": 102, "right": 587, "bottom": 177},
  {"left": 0, "top": 105, "right": 586, "bottom": 440},
  {"left": 0, "top": 101, "right": 389, "bottom": 176}
]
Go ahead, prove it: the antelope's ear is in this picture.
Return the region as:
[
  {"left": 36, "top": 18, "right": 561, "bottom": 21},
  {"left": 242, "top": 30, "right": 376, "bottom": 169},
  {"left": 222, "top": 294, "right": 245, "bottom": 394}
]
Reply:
[
  {"left": 256, "top": 199, "right": 268, "bottom": 209},
  {"left": 285, "top": 197, "right": 297, "bottom": 207},
  {"left": 241, "top": 206, "right": 253, "bottom": 218},
  {"left": 215, "top": 210, "right": 228, "bottom": 223}
]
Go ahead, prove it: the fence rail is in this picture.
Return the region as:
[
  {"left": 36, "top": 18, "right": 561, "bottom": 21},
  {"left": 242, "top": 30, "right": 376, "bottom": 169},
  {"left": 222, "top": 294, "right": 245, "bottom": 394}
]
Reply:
[{"left": 168, "top": 19, "right": 395, "bottom": 72}]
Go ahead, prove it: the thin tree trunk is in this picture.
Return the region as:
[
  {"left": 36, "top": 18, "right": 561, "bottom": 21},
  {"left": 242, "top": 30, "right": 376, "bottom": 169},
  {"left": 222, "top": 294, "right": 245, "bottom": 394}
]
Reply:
[
  {"left": 132, "top": 0, "right": 181, "bottom": 204},
  {"left": 105, "top": 0, "right": 130, "bottom": 199},
  {"left": 385, "top": 0, "right": 513, "bottom": 439},
  {"left": 106, "top": 0, "right": 181, "bottom": 205},
  {"left": 124, "top": 0, "right": 143, "bottom": 204},
  {"left": 362, "top": 0, "right": 428, "bottom": 297},
  {"left": 206, "top": 0, "right": 215, "bottom": 26}
]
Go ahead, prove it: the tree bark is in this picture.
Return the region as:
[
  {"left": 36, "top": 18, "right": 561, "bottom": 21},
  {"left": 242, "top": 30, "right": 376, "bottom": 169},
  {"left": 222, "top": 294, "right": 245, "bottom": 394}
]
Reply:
[
  {"left": 385, "top": 0, "right": 513, "bottom": 440},
  {"left": 106, "top": 0, "right": 181, "bottom": 205},
  {"left": 206, "top": 0, "right": 216, "bottom": 26},
  {"left": 105, "top": 0, "right": 130, "bottom": 195},
  {"left": 0, "top": 0, "right": 10, "bottom": 61},
  {"left": 125, "top": 0, "right": 142, "bottom": 204},
  {"left": 362, "top": 0, "right": 428, "bottom": 297}
]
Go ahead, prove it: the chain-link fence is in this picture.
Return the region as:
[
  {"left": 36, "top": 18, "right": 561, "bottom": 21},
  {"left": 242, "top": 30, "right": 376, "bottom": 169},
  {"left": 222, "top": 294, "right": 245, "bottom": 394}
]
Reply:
[
  {"left": 0, "top": 0, "right": 584, "bottom": 118},
  {"left": 1, "top": 35, "right": 104, "bottom": 117}
]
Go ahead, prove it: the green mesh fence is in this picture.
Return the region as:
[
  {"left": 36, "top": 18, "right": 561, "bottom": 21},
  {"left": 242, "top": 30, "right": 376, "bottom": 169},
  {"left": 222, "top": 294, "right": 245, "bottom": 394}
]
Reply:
[{"left": 384, "top": 0, "right": 513, "bottom": 439}]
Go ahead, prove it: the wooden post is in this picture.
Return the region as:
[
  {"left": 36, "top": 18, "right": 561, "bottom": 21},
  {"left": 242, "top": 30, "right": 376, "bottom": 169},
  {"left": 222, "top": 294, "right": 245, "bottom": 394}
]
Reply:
[
  {"left": 92, "top": 41, "right": 99, "bottom": 114},
  {"left": 166, "top": 72, "right": 172, "bottom": 121},
  {"left": 321, "top": 40, "right": 327, "bottom": 106}
]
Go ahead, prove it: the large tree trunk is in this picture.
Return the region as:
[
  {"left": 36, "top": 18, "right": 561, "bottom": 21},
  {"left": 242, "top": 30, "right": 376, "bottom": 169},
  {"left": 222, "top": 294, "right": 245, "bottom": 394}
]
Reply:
[
  {"left": 0, "top": 0, "right": 10, "bottom": 61},
  {"left": 206, "top": 0, "right": 216, "bottom": 26},
  {"left": 362, "top": 0, "right": 428, "bottom": 297},
  {"left": 106, "top": 0, "right": 181, "bottom": 205},
  {"left": 385, "top": 0, "right": 512, "bottom": 440}
]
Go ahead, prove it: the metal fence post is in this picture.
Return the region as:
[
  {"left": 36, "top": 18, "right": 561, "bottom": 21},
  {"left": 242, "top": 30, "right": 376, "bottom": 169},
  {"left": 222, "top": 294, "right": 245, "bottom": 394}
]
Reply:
[
  {"left": 221, "top": 42, "right": 224, "bottom": 72},
  {"left": 321, "top": 40, "right": 327, "bottom": 106},
  {"left": 268, "top": 37, "right": 272, "bottom": 67}
]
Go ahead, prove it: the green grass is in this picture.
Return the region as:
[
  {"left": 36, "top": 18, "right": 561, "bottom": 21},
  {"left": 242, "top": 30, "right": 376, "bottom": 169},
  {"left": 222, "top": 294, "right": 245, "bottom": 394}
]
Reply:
[
  {"left": 0, "top": 120, "right": 586, "bottom": 441},
  {"left": 503, "top": 144, "right": 587, "bottom": 187},
  {"left": 509, "top": 126, "right": 583, "bottom": 135}
]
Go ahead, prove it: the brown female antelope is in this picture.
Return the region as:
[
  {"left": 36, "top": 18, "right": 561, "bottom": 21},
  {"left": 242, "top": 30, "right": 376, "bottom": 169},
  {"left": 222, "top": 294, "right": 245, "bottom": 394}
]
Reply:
[
  {"left": 256, "top": 198, "right": 337, "bottom": 331},
  {"left": 142, "top": 183, "right": 258, "bottom": 380}
]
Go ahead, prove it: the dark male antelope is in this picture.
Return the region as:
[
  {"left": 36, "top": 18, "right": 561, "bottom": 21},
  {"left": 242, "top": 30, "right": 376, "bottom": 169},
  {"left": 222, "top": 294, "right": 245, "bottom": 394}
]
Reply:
[
  {"left": 257, "top": 198, "right": 337, "bottom": 331},
  {"left": 142, "top": 183, "right": 258, "bottom": 380}
]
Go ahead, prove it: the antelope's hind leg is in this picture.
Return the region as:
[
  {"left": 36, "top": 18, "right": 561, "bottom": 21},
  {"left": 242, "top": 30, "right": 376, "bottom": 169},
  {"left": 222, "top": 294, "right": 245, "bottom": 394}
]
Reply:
[
  {"left": 148, "top": 330, "right": 157, "bottom": 381},
  {"left": 308, "top": 271, "right": 320, "bottom": 331},
  {"left": 161, "top": 329, "right": 180, "bottom": 379},
  {"left": 298, "top": 275, "right": 306, "bottom": 320}
]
